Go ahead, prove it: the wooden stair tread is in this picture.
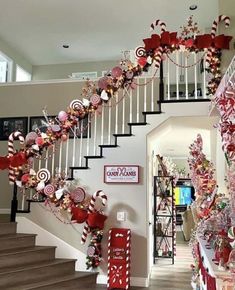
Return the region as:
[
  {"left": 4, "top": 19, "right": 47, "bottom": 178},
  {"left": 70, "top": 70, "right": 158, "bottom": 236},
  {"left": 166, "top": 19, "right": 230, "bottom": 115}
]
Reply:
[
  {"left": 0, "top": 233, "right": 36, "bottom": 240},
  {"left": 8, "top": 271, "right": 98, "bottom": 290},
  {"left": 0, "top": 245, "right": 56, "bottom": 256},
  {"left": 0, "top": 258, "right": 76, "bottom": 275}
]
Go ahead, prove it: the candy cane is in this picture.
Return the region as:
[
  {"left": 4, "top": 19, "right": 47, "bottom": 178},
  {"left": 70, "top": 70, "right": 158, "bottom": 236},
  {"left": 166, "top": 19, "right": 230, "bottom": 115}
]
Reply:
[
  {"left": 81, "top": 190, "right": 107, "bottom": 244},
  {"left": 211, "top": 15, "right": 230, "bottom": 38},
  {"left": 8, "top": 131, "right": 25, "bottom": 185},
  {"left": 150, "top": 19, "right": 167, "bottom": 33},
  {"left": 154, "top": 46, "right": 163, "bottom": 68}
]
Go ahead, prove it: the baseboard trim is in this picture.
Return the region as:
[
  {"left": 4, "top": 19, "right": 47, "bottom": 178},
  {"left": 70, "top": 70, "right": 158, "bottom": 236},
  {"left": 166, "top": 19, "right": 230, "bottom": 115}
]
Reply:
[
  {"left": 97, "top": 274, "right": 149, "bottom": 287},
  {"left": 0, "top": 208, "right": 11, "bottom": 214}
]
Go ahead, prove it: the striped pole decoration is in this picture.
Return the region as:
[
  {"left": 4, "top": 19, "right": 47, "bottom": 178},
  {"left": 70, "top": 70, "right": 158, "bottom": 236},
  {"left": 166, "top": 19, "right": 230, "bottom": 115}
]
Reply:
[
  {"left": 125, "top": 229, "right": 131, "bottom": 289},
  {"left": 107, "top": 229, "right": 112, "bottom": 289},
  {"left": 150, "top": 19, "right": 167, "bottom": 33},
  {"left": 8, "top": 131, "right": 25, "bottom": 185},
  {"left": 154, "top": 46, "right": 163, "bottom": 68},
  {"left": 81, "top": 190, "right": 107, "bottom": 244}
]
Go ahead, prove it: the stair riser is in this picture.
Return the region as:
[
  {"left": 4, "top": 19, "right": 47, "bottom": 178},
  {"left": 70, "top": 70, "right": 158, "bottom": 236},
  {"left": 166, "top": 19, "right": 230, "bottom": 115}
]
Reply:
[
  {"left": 0, "top": 260, "right": 76, "bottom": 287},
  {"left": 0, "top": 235, "right": 36, "bottom": 251},
  {"left": 0, "top": 223, "right": 16, "bottom": 235},
  {"left": 0, "top": 248, "right": 55, "bottom": 269},
  {"left": 31, "top": 275, "right": 97, "bottom": 290}
]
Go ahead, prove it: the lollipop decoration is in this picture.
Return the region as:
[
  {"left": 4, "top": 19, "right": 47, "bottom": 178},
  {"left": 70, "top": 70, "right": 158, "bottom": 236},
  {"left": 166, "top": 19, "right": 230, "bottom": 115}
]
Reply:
[{"left": 36, "top": 168, "right": 51, "bottom": 182}]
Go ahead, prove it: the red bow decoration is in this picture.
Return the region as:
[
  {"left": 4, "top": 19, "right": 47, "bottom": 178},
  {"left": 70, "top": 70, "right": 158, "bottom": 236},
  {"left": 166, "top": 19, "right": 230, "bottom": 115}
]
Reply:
[
  {"left": 71, "top": 207, "right": 88, "bottom": 223},
  {"left": 0, "top": 152, "right": 27, "bottom": 170},
  {"left": 0, "top": 156, "right": 10, "bottom": 170},
  {"left": 87, "top": 211, "right": 107, "bottom": 229}
]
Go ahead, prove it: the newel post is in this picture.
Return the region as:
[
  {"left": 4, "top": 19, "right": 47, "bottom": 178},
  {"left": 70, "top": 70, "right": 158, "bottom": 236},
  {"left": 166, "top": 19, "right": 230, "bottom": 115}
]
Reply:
[{"left": 10, "top": 182, "right": 18, "bottom": 222}]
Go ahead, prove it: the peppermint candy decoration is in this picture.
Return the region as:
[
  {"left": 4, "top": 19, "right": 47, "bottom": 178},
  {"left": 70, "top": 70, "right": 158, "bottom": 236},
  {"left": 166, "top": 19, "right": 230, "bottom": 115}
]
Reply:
[
  {"left": 70, "top": 187, "right": 86, "bottom": 203},
  {"left": 150, "top": 19, "right": 167, "bottom": 33},
  {"left": 87, "top": 245, "right": 96, "bottom": 257},
  {"left": 135, "top": 46, "right": 146, "bottom": 58},
  {"left": 70, "top": 99, "right": 84, "bottom": 111},
  {"left": 37, "top": 168, "right": 51, "bottom": 182},
  {"left": 90, "top": 94, "right": 101, "bottom": 106},
  {"left": 44, "top": 184, "right": 55, "bottom": 196}
]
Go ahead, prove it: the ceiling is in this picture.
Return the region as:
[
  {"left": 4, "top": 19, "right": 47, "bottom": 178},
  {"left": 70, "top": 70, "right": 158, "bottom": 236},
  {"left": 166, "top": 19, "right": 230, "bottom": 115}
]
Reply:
[
  {"left": 0, "top": 0, "right": 219, "bottom": 65},
  {"left": 149, "top": 116, "right": 219, "bottom": 159}
]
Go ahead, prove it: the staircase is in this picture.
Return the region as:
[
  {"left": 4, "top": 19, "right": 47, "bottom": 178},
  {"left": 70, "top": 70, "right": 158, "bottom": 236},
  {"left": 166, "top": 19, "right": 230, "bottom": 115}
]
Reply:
[{"left": 0, "top": 219, "right": 97, "bottom": 290}]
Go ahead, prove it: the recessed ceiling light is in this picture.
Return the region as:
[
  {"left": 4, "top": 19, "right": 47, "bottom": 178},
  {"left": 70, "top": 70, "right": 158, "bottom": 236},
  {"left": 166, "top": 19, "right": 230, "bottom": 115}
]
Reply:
[
  {"left": 189, "top": 4, "right": 197, "bottom": 10},
  {"left": 62, "top": 44, "right": 70, "bottom": 48}
]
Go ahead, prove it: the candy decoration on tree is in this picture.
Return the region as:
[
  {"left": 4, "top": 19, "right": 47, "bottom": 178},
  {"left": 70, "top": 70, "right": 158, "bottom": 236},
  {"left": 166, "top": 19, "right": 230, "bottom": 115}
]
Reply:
[
  {"left": 90, "top": 94, "right": 101, "bottom": 106},
  {"left": 44, "top": 184, "right": 55, "bottom": 196},
  {"left": 81, "top": 190, "right": 107, "bottom": 244},
  {"left": 211, "top": 15, "right": 230, "bottom": 38},
  {"left": 70, "top": 99, "right": 84, "bottom": 111},
  {"left": 8, "top": 131, "right": 25, "bottom": 185},
  {"left": 70, "top": 187, "right": 86, "bottom": 203},
  {"left": 36, "top": 168, "right": 51, "bottom": 182},
  {"left": 150, "top": 19, "right": 166, "bottom": 33}
]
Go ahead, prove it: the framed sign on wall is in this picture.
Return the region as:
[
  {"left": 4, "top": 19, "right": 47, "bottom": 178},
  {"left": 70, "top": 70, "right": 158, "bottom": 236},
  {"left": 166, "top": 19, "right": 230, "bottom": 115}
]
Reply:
[{"left": 104, "top": 165, "right": 139, "bottom": 184}]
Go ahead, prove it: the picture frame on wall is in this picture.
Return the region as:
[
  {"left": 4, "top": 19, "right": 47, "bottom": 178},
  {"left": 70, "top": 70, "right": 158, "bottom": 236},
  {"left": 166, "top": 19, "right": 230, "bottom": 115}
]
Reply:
[
  {"left": 69, "top": 115, "right": 91, "bottom": 139},
  {"left": 29, "top": 116, "right": 56, "bottom": 133},
  {"left": 0, "top": 117, "right": 28, "bottom": 140},
  {"left": 104, "top": 165, "right": 140, "bottom": 184}
]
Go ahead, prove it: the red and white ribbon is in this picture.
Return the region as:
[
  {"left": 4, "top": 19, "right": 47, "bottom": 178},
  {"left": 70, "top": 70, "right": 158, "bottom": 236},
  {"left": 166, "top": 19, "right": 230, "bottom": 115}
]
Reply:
[
  {"left": 150, "top": 19, "right": 167, "bottom": 33},
  {"left": 81, "top": 190, "right": 107, "bottom": 244},
  {"left": 8, "top": 131, "right": 25, "bottom": 185}
]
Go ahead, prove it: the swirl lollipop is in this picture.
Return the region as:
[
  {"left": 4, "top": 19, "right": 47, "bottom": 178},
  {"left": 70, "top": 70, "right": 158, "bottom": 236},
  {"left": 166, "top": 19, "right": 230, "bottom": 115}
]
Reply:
[
  {"left": 70, "top": 187, "right": 86, "bottom": 203},
  {"left": 90, "top": 94, "right": 101, "bottom": 106},
  {"left": 36, "top": 168, "right": 51, "bottom": 182},
  {"left": 44, "top": 184, "right": 55, "bottom": 196},
  {"left": 70, "top": 99, "right": 84, "bottom": 111}
]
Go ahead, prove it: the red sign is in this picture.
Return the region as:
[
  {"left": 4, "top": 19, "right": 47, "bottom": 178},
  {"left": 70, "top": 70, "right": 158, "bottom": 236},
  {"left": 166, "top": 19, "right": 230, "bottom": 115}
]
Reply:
[{"left": 104, "top": 165, "right": 139, "bottom": 184}]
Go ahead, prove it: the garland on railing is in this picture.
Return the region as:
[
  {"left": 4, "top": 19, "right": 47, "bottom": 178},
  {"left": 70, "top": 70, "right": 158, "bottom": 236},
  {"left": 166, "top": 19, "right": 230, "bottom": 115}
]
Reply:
[{"left": 135, "top": 15, "right": 232, "bottom": 96}]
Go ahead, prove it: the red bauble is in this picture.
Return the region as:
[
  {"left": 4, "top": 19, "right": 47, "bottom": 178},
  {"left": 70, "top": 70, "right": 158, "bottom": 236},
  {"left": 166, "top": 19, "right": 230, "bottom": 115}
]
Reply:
[
  {"left": 138, "top": 57, "right": 147, "bottom": 67},
  {"left": 21, "top": 174, "right": 30, "bottom": 183},
  {"left": 71, "top": 207, "right": 88, "bottom": 223},
  {"left": 35, "top": 137, "right": 44, "bottom": 146}
]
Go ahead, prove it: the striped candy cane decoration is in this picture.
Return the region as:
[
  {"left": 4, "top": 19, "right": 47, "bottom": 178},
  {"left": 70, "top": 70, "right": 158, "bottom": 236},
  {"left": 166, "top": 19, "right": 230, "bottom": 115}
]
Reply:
[
  {"left": 154, "top": 46, "right": 163, "bottom": 68},
  {"left": 125, "top": 229, "right": 131, "bottom": 289},
  {"left": 211, "top": 15, "right": 230, "bottom": 38},
  {"left": 81, "top": 190, "right": 107, "bottom": 244},
  {"left": 150, "top": 19, "right": 167, "bottom": 33},
  {"left": 8, "top": 131, "right": 25, "bottom": 185},
  {"left": 107, "top": 228, "right": 112, "bottom": 289},
  {"left": 206, "top": 15, "right": 230, "bottom": 66}
]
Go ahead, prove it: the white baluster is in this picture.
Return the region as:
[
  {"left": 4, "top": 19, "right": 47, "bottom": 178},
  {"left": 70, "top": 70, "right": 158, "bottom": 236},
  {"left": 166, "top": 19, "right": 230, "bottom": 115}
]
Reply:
[
  {"left": 137, "top": 79, "right": 140, "bottom": 122},
  {"left": 115, "top": 93, "right": 118, "bottom": 134},
  {"left": 51, "top": 144, "right": 55, "bottom": 176},
  {"left": 122, "top": 90, "right": 126, "bottom": 134},
  {"left": 101, "top": 106, "right": 104, "bottom": 145},
  {"left": 129, "top": 89, "right": 133, "bottom": 123},
  {"left": 108, "top": 102, "right": 112, "bottom": 144},
  {"left": 167, "top": 57, "right": 170, "bottom": 100},
  {"left": 185, "top": 55, "right": 188, "bottom": 99},
  {"left": 21, "top": 188, "right": 26, "bottom": 210},
  {"left": 144, "top": 78, "right": 147, "bottom": 111},
  {"left": 45, "top": 148, "right": 48, "bottom": 169},
  {"left": 58, "top": 140, "right": 62, "bottom": 174},
  {"left": 151, "top": 78, "right": 154, "bottom": 111},
  {"left": 79, "top": 120, "right": 83, "bottom": 167},
  {"left": 194, "top": 52, "right": 198, "bottom": 99},
  {"left": 203, "top": 54, "right": 206, "bottom": 98},
  {"left": 176, "top": 51, "right": 179, "bottom": 100},
  {"left": 93, "top": 112, "right": 97, "bottom": 155},
  {"left": 72, "top": 126, "right": 76, "bottom": 167},
  {"left": 38, "top": 158, "right": 41, "bottom": 170},
  {"left": 86, "top": 114, "right": 90, "bottom": 156},
  {"left": 65, "top": 134, "right": 69, "bottom": 176}
]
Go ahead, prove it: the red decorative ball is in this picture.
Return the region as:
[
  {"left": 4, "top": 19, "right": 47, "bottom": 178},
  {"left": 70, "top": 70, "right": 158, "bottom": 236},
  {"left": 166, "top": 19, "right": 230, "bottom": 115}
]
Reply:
[
  {"left": 61, "top": 134, "right": 68, "bottom": 142},
  {"left": 35, "top": 137, "right": 44, "bottom": 146},
  {"left": 138, "top": 57, "right": 147, "bottom": 67},
  {"left": 21, "top": 174, "right": 30, "bottom": 183}
]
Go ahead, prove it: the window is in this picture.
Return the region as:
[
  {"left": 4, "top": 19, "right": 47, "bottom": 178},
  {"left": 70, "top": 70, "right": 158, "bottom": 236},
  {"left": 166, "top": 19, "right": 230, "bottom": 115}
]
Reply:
[
  {"left": 16, "top": 65, "right": 32, "bottom": 82},
  {"left": 0, "top": 51, "right": 13, "bottom": 82}
]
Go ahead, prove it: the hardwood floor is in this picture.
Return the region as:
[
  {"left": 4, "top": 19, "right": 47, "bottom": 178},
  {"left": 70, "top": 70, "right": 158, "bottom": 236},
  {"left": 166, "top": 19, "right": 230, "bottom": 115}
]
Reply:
[{"left": 94, "top": 231, "right": 193, "bottom": 290}]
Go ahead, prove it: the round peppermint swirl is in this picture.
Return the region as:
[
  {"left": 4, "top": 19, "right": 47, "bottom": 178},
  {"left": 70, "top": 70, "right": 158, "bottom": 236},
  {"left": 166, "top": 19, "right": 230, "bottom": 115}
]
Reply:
[
  {"left": 90, "top": 94, "right": 101, "bottom": 106},
  {"left": 70, "top": 99, "right": 84, "bottom": 111},
  {"left": 70, "top": 187, "right": 86, "bottom": 203},
  {"left": 37, "top": 168, "right": 51, "bottom": 182},
  {"left": 135, "top": 46, "right": 146, "bottom": 58},
  {"left": 44, "top": 184, "right": 55, "bottom": 196}
]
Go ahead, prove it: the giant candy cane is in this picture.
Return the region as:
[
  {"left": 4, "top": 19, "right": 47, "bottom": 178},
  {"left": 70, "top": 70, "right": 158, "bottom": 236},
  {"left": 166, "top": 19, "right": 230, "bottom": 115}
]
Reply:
[
  {"left": 206, "top": 15, "right": 230, "bottom": 65},
  {"left": 81, "top": 190, "right": 107, "bottom": 244},
  {"left": 8, "top": 131, "right": 25, "bottom": 185}
]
